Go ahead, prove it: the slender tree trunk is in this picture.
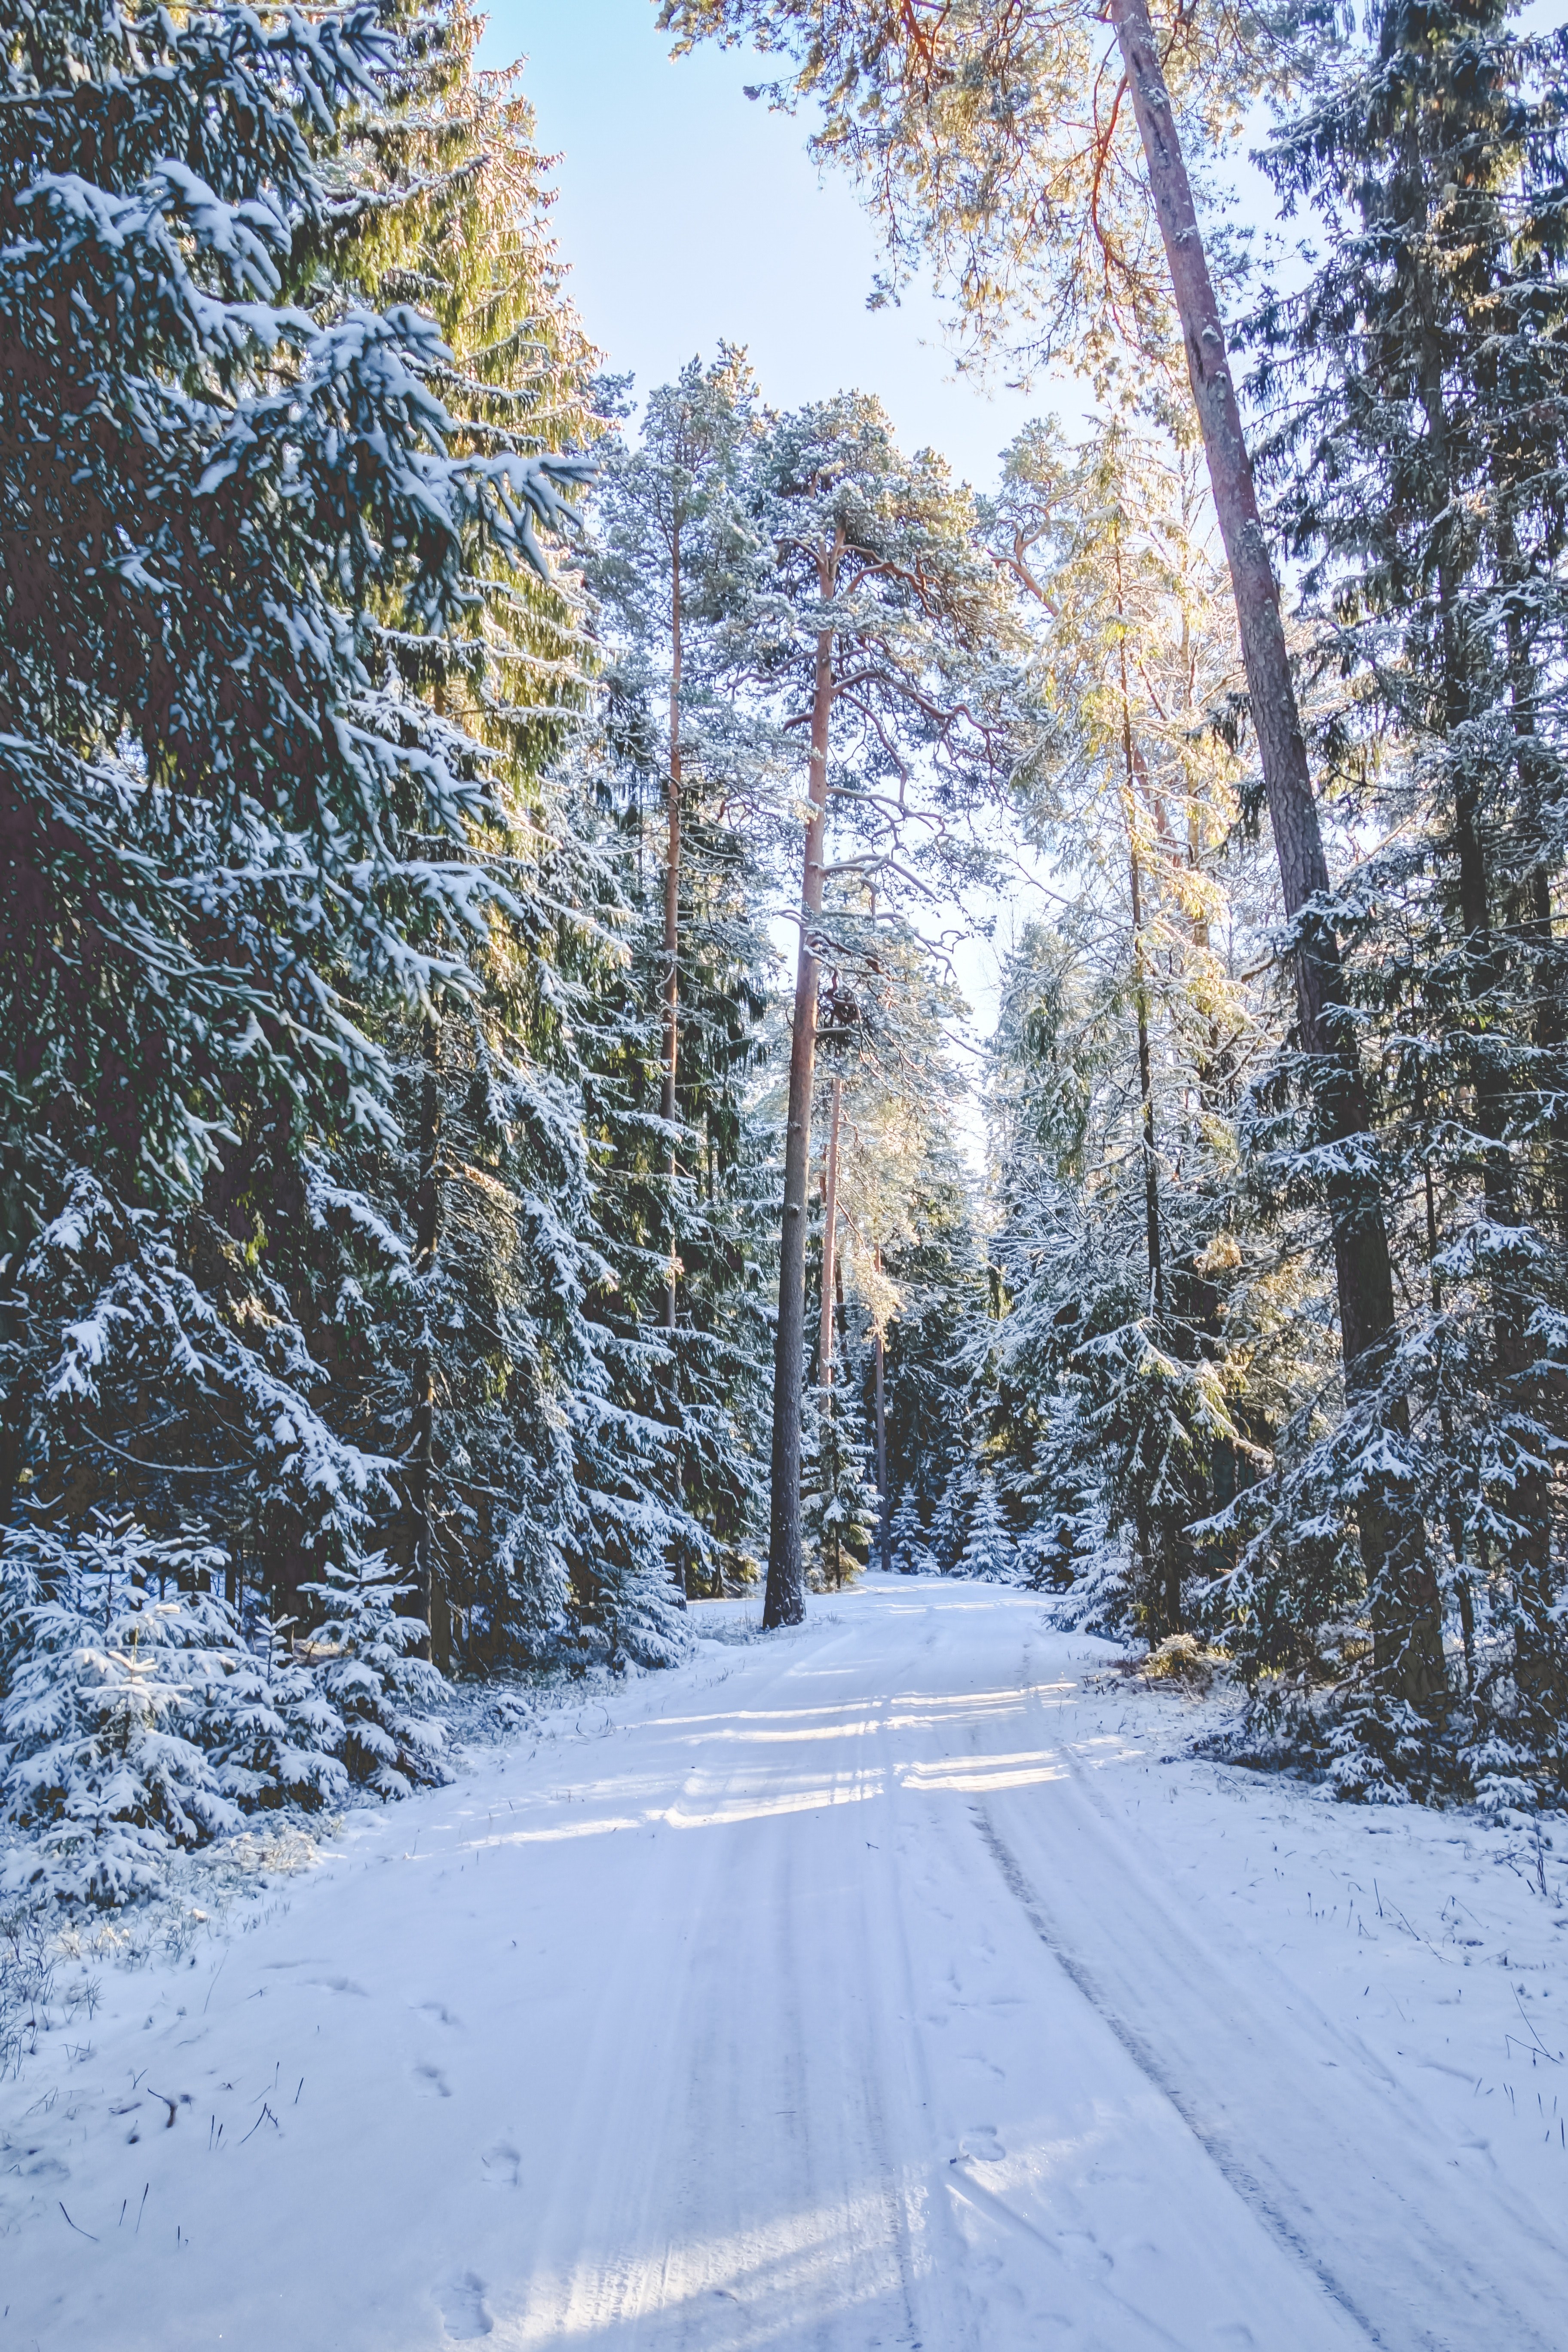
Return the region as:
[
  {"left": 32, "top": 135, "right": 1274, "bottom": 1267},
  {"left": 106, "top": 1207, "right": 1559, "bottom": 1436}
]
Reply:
[
  {"left": 765, "top": 626, "right": 834, "bottom": 1628},
  {"left": 1117, "top": 557, "right": 1164, "bottom": 1318},
  {"left": 818, "top": 1073, "right": 842, "bottom": 1385},
  {"left": 662, "top": 542, "right": 688, "bottom": 1610},
  {"left": 1421, "top": 1099, "right": 1474, "bottom": 1688},
  {"left": 1117, "top": 553, "right": 1179, "bottom": 1635},
  {"left": 1129, "top": 852, "right": 1163, "bottom": 1299},
  {"left": 410, "top": 1014, "right": 445, "bottom": 1670},
  {"left": 873, "top": 1244, "right": 890, "bottom": 1571},
  {"left": 1110, "top": 0, "right": 1442, "bottom": 1699},
  {"left": 1495, "top": 518, "right": 1568, "bottom": 1233},
  {"left": 818, "top": 1101, "right": 846, "bottom": 1589},
  {"left": 662, "top": 539, "right": 683, "bottom": 1333}
]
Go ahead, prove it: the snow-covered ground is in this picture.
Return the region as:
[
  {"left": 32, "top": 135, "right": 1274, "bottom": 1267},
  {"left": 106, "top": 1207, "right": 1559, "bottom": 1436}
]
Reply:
[{"left": 3, "top": 1576, "right": 1565, "bottom": 2351}]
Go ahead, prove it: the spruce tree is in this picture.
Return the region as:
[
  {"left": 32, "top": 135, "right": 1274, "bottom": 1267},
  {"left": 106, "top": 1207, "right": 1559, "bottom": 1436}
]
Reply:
[
  {"left": 931, "top": 1462, "right": 977, "bottom": 1575},
  {"left": 800, "top": 1369, "right": 881, "bottom": 1589},
  {"left": 586, "top": 354, "right": 777, "bottom": 1603},
  {"left": 957, "top": 1476, "right": 1020, "bottom": 1583},
  {"left": 888, "top": 1485, "right": 934, "bottom": 1575},
  {"left": 0, "top": 0, "right": 590, "bottom": 1637}
]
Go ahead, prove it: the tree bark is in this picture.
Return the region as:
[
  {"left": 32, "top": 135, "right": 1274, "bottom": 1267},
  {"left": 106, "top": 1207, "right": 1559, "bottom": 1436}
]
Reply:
[
  {"left": 1109, "top": 0, "right": 1395, "bottom": 1364},
  {"left": 1117, "top": 542, "right": 1180, "bottom": 1634},
  {"left": 818, "top": 1072, "right": 843, "bottom": 1385},
  {"left": 410, "top": 1014, "right": 445, "bottom": 1670},
  {"left": 873, "top": 1244, "right": 890, "bottom": 1571},
  {"left": 662, "top": 536, "right": 683, "bottom": 1333},
  {"left": 1116, "top": 544, "right": 1164, "bottom": 1319},
  {"left": 764, "top": 626, "right": 834, "bottom": 1628},
  {"left": 1110, "top": 0, "right": 1442, "bottom": 1699},
  {"left": 662, "top": 538, "right": 689, "bottom": 1610}
]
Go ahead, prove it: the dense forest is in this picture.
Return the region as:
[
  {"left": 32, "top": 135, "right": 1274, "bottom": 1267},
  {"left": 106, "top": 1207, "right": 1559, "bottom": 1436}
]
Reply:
[{"left": 3, "top": 0, "right": 1567, "bottom": 1905}]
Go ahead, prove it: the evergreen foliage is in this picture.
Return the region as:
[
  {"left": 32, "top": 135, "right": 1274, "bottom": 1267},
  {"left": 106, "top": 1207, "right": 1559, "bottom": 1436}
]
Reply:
[
  {"left": 7, "top": 0, "right": 1568, "bottom": 1923},
  {"left": 801, "top": 1372, "right": 881, "bottom": 1589},
  {"left": 956, "top": 1475, "right": 1020, "bottom": 1583},
  {"left": 888, "top": 1487, "right": 934, "bottom": 1577},
  {"left": 930, "top": 1463, "right": 977, "bottom": 1576}
]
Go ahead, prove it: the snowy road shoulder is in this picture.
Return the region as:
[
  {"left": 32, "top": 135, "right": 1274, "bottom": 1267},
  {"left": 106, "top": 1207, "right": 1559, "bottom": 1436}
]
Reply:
[{"left": 2, "top": 1579, "right": 1565, "bottom": 2352}]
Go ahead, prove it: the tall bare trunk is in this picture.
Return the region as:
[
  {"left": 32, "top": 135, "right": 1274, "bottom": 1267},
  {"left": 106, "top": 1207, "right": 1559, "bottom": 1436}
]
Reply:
[
  {"left": 1116, "top": 548, "right": 1164, "bottom": 1320},
  {"left": 818, "top": 1073, "right": 842, "bottom": 1385},
  {"left": 1110, "top": 0, "right": 1442, "bottom": 1699},
  {"left": 662, "top": 540, "right": 683, "bottom": 1334},
  {"left": 410, "top": 1014, "right": 445, "bottom": 1669},
  {"left": 662, "top": 543, "right": 688, "bottom": 1610},
  {"left": 873, "top": 1245, "right": 890, "bottom": 1571},
  {"left": 1497, "top": 516, "right": 1568, "bottom": 1231},
  {"left": 764, "top": 627, "right": 834, "bottom": 1628},
  {"left": 1117, "top": 551, "right": 1180, "bottom": 1633}
]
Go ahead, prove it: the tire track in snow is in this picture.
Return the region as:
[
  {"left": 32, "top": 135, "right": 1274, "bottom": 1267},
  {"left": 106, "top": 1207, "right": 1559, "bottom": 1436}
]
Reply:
[
  {"left": 856, "top": 1646, "right": 987, "bottom": 2352},
  {"left": 974, "top": 1644, "right": 1565, "bottom": 2352},
  {"left": 972, "top": 1805, "right": 1387, "bottom": 2347}
]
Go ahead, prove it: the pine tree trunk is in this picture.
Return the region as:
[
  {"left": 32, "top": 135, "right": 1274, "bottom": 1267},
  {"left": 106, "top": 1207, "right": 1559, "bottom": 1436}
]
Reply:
[
  {"left": 764, "top": 627, "right": 834, "bottom": 1628},
  {"left": 1496, "top": 518, "right": 1568, "bottom": 1232},
  {"left": 818, "top": 1073, "right": 842, "bottom": 1385},
  {"left": 873, "top": 1244, "right": 890, "bottom": 1573},
  {"left": 1111, "top": 0, "right": 1442, "bottom": 1700},
  {"left": 662, "top": 540, "right": 683, "bottom": 1333},
  {"left": 662, "top": 542, "right": 688, "bottom": 1610},
  {"left": 1117, "top": 566, "right": 1164, "bottom": 1321},
  {"left": 1117, "top": 551, "right": 1180, "bottom": 1635},
  {"left": 410, "top": 1014, "right": 446, "bottom": 1671}
]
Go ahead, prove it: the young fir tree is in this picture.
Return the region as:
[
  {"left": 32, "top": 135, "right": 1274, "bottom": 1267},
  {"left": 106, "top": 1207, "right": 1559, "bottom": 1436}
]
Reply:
[
  {"left": 744, "top": 394, "right": 1012, "bottom": 1627},
  {"left": 0, "top": 1519, "right": 244, "bottom": 1903},
  {"left": 800, "top": 1364, "right": 882, "bottom": 1589},
  {"left": 956, "top": 1475, "right": 1020, "bottom": 1583},
  {"left": 931, "top": 1461, "right": 978, "bottom": 1575},
  {"left": 888, "top": 1486, "right": 934, "bottom": 1576}
]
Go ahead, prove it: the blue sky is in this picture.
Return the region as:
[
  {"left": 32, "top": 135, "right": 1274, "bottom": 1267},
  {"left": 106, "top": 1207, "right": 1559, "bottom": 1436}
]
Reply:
[
  {"left": 479, "top": 3, "right": 1288, "bottom": 1122},
  {"left": 482, "top": 0, "right": 1090, "bottom": 1121},
  {"left": 486, "top": 0, "right": 1057, "bottom": 488}
]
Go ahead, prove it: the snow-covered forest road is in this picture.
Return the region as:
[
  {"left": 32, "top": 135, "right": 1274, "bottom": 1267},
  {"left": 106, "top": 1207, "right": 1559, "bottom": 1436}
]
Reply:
[{"left": 4, "top": 1579, "right": 1566, "bottom": 2352}]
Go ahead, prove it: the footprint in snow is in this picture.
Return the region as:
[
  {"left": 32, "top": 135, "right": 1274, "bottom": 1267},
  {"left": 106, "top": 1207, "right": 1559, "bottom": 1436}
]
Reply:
[
  {"left": 438, "top": 2271, "right": 493, "bottom": 2340},
  {"left": 957, "top": 2126, "right": 1005, "bottom": 2163},
  {"left": 479, "top": 2140, "right": 521, "bottom": 2188},
  {"left": 414, "top": 2063, "right": 452, "bottom": 2098}
]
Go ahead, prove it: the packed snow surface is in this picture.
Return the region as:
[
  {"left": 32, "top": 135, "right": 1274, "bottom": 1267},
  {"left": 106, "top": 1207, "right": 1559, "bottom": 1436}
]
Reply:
[{"left": 3, "top": 1578, "right": 1566, "bottom": 2350}]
